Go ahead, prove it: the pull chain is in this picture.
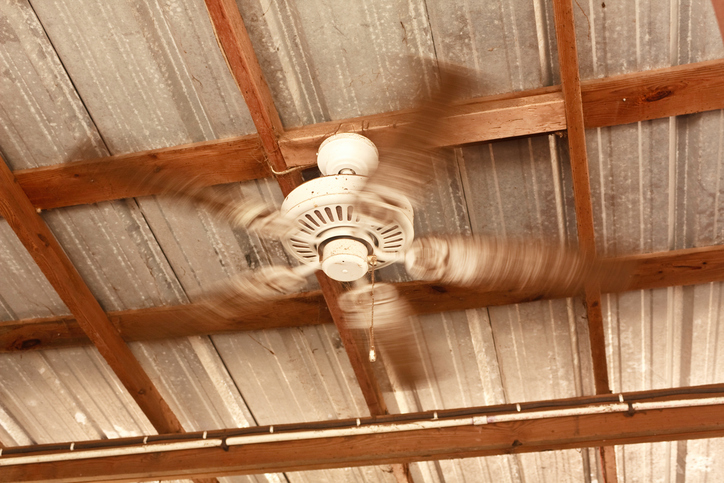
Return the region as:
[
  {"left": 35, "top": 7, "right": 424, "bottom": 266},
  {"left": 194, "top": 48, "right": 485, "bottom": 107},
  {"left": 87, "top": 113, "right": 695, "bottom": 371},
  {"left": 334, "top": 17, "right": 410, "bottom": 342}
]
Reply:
[{"left": 368, "top": 255, "right": 377, "bottom": 362}]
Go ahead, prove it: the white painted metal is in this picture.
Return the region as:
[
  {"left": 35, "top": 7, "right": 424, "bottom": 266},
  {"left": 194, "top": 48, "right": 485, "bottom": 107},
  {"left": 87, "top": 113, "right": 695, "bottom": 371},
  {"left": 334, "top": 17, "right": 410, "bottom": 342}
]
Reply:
[
  {"left": 280, "top": 174, "right": 414, "bottom": 275},
  {"left": 317, "top": 133, "right": 379, "bottom": 176}
]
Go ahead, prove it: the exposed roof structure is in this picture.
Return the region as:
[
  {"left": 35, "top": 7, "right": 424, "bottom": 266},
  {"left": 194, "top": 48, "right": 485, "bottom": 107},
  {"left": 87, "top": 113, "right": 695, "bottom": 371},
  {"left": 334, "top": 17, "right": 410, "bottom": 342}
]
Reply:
[{"left": 1, "top": 0, "right": 724, "bottom": 482}]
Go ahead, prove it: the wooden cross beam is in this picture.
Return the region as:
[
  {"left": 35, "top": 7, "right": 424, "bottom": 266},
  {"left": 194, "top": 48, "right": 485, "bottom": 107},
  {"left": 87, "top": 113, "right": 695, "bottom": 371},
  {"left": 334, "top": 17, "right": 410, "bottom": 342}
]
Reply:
[
  {"left": 4, "top": 384, "right": 724, "bottom": 482},
  {"left": 3, "top": 243, "right": 724, "bottom": 352},
  {"left": 203, "top": 0, "right": 411, "bottom": 480},
  {"left": 9, "top": 60, "right": 724, "bottom": 212},
  {"left": 551, "top": 0, "right": 616, "bottom": 480}
]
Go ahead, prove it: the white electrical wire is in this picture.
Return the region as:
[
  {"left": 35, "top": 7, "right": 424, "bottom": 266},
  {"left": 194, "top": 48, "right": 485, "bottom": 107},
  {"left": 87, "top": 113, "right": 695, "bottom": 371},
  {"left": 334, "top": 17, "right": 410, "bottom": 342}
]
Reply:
[{"left": 0, "top": 439, "right": 222, "bottom": 467}]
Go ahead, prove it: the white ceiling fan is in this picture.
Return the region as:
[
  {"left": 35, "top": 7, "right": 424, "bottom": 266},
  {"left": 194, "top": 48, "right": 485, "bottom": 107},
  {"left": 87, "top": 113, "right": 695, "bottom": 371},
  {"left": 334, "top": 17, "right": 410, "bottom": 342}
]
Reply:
[{"left": 138, "top": 64, "right": 632, "bottom": 386}]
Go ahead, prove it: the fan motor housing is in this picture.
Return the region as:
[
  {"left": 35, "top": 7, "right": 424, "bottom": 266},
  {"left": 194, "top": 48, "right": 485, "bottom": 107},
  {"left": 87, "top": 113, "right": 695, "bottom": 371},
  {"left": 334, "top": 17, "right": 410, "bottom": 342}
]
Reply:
[{"left": 280, "top": 174, "right": 414, "bottom": 281}]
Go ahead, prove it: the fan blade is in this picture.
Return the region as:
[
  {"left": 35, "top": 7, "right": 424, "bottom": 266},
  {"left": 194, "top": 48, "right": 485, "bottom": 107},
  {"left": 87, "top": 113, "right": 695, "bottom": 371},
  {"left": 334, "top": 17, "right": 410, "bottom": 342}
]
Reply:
[
  {"left": 339, "top": 282, "right": 424, "bottom": 387},
  {"left": 404, "top": 235, "right": 635, "bottom": 296},
  {"left": 356, "top": 62, "right": 474, "bottom": 222},
  {"left": 117, "top": 168, "right": 292, "bottom": 238},
  {"left": 201, "top": 265, "right": 310, "bottom": 321}
]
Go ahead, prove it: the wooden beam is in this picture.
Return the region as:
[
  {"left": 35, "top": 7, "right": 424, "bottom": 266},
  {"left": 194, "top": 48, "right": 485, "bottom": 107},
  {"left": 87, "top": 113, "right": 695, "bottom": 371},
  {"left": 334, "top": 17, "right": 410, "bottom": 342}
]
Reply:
[
  {"left": 0, "top": 156, "right": 183, "bottom": 434},
  {"left": 599, "top": 446, "right": 619, "bottom": 483},
  {"left": 715, "top": 0, "right": 724, "bottom": 41},
  {"left": 278, "top": 89, "right": 565, "bottom": 168},
  {"left": 204, "top": 0, "right": 302, "bottom": 195},
  {"left": 552, "top": 0, "right": 616, "bottom": 480},
  {"left": 315, "top": 274, "right": 388, "bottom": 416},
  {"left": 203, "top": 2, "right": 410, "bottom": 480},
  {"left": 9, "top": 60, "right": 724, "bottom": 212},
  {"left": 553, "top": 0, "right": 610, "bottom": 394},
  {"left": 4, "top": 384, "right": 724, "bottom": 482},
  {"left": 0, "top": 292, "right": 331, "bottom": 352},
  {"left": 582, "top": 59, "right": 724, "bottom": 129},
  {"left": 553, "top": 0, "right": 596, "bottom": 256},
  {"left": 14, "top": 136, "right": 268, "bottom": 211},
  {"left": 4, "top": 243, "right": 724, "bottom": 352}
]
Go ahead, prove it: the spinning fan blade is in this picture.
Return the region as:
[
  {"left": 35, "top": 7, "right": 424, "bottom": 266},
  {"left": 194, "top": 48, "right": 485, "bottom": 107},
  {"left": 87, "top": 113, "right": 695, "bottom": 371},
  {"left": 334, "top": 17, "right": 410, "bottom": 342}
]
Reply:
[
  {"left": 119, "top": 169, "right": 293, "bottom": 238},
  {"left": 201, "top": 265, "right": 312, "bottom": 321},
  {"left": 404, "top": 235, "right": 635, "bottom": 296},
  {"left": 355, "top": 62, "right": 474, "bottom": 221},
  {"left": 339, "top": 282, "right": 424, "bottom": 387}
]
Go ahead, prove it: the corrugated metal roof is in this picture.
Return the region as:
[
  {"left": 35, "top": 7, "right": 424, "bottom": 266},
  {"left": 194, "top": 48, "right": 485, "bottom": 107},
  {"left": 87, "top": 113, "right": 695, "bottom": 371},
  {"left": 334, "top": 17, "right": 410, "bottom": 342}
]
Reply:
[
  {"left": 1, "top": 0, "right": 724, "bottom": 481},
  {"left": 575, "top": 0, "right": 724, "bottom": 481}
]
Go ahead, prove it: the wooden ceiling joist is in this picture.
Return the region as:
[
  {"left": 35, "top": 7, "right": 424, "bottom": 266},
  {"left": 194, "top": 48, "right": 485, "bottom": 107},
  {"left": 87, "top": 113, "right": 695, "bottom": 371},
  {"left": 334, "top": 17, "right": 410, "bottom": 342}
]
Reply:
[
  {"left": 9, "top": 59, "right": 724, "bottom": 213},
  {"left": 204, "top": 0, "right": 302, "bottom": 196},
  {"left": 552, "top": 0, "right": 609, "bottom": 395},
  {"left": 4, "top": 384, "right": 724, "bottom": 482},
  {"left": 0, "top": 156, "right": 184, "bottom": 435},
  {"left": 203, "top": 1, "right": 410, "bottom": 480},
  {"left": 3, "top": 243, "right": 724, "bottom": 353},
  {"left": 14, "top": 135, "right": 269, "bottom": 211},
  {"left": 552, "top": 0, "right": 615, "bottom": 479}
]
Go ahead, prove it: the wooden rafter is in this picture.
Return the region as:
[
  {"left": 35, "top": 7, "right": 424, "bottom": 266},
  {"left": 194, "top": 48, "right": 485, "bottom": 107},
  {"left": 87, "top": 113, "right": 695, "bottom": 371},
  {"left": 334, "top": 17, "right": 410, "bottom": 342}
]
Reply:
[
  {"left": 15, "top": 135, "right": 268, "bottom": 211},
  {"left": 552, "top": 0, "right": 616, "bottom": 481},
  {"left": 712, "top": 0, "right": 724, "bottom": 43},
  {"left": 8, "top": 60, "right": 724, "bottom": 212},
  {"left": 204, "top": 0, "right": 302, "bottom": 196},
  {"left": 0, "top": 157, "right": 183, "bottom": 435},
  {"left": 3, "top": 242, "right": 724, "bottom": 352},
  {"left": 552, "top": 0, "right": 610, "bottom": 394},
  {"left": 203, "top": 1, "right": 410, "bottom": 480},
  {"left": 4, "top": 384, "right": 724, "bottom": 482}
]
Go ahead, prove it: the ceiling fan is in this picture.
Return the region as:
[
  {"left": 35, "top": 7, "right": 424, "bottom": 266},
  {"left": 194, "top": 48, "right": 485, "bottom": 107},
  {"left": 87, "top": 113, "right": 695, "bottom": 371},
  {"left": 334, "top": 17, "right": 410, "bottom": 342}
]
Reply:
[{"left": 141, "top": 64, "right": 632, "bottom": 387}]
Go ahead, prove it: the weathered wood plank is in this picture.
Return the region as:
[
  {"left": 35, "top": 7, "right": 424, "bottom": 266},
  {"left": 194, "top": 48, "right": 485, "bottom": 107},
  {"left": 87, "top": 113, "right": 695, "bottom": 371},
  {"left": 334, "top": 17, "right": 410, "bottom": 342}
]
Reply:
[
  {"left": 204, "top": 0, "right": 302, "bottom": 195},
  {"left": 599, "top": 446, "right": 619, "bottom": 483},
  {"left": 582, "top": 59, "right": 724, "bottom": 128},
  {"left": 0, "top": 156, "right": 183, "bottom": 434},
  {"left": 552, "top": 0, "right": 610, "bottom": 394},
  {"left": 4, "top": 244, "right": 724, "bottom": 352},
  {"left": 553, "top": 0, "right": 612, "bottom": 396},
  {"left": 279, "top": 89, "right": 566, "bottom": 168},
  {"left": 552, "top": 0, "right": 616, "bottom": 479},
  {"left": 15, "top": 135, "right": 268, "bottom": 211},
  {"left": 9, "top": 60, "right": 724, "bottom": 212},
  {"left": 5, "top": 384, "right": 724, "bottom": 482}
]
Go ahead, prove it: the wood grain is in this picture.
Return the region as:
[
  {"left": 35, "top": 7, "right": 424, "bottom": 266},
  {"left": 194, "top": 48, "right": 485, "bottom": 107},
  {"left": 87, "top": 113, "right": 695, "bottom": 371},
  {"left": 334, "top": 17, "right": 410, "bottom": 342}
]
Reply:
[
  {"left": 279, "top": 89, "right": 566, "bottom": 168},
  {"left": 0, "top": 156, "right": 183, "bottom": 434},
  {"left": 584, "top": 287, "right": 610, "bottom": 395},
  {"left": 6, "top": 384, "right": 724, "bottom": 482},
  {"left": 582, "top": 59, "right": 724, "bottom": 128},
  {"left": 553, "top": 0, "right": 596, "bottom": 257},
  {"left": 204, "top": 0, "right": 302, "bottom": 195},
  {"left": 15, "top": 135, "right": 268, "bottom": 210},
  {"left": 5, "top": 244, "right": 724, "bottom": 352},
  {"left": 599, "top": 446, "right": 619, "bottom": 483},
  {"left": 553, "top": 0, "right": 610, "bottom": 393},
  {"left": 552, "top": 1, "right": 616, "bottom": 479},
  {"left": 7, "top": 60, "right": 724, "bottom": 213}
]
